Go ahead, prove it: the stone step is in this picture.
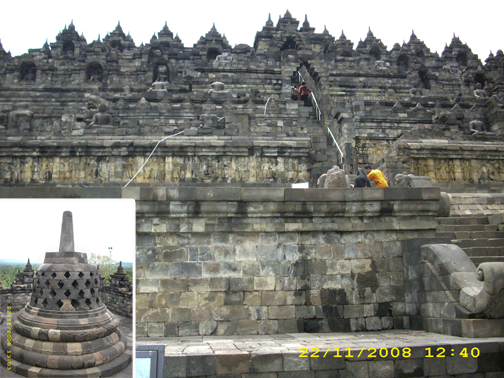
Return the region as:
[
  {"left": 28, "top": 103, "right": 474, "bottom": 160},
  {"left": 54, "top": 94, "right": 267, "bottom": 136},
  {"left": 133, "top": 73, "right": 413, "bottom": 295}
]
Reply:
[
  {"left": 470, "top": 256, "right": 504, "bottom": 265},
  {"left": 437, "top": 217, "right": 489, "bottom": 225},
  {"left": 436, "top": 231, "right": 504, "bottom": 239},
  {"left": 452, "top": 238, "right": 504, "bottom": 249},
  {"left": 436, "top": 224, "right": 497, "bottom": 232},
  {"left": 460, "top": 246, "right": 504, "bottom": 257},
  {"left": 137, "top": 331, "right": 504, "bottom": 377}
]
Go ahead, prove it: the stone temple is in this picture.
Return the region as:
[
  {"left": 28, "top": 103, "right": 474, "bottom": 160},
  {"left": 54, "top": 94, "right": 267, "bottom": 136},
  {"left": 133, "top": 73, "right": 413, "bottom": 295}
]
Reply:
[
  {"left": 0, "top": 212, "right": 131, "bottom": 377},
  {"left": 1, "top": 11, "right": 504, "bottom": 377}
]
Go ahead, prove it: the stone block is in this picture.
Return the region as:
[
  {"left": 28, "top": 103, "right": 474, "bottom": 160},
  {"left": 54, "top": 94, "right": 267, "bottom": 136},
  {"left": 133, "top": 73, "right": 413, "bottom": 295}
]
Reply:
[
  {"left": 309, "top": 351, "right": 345, "bottom": 370},
  {"left": 242, "top": 188, "right": 284, "bottom": 201},
  {"left": 421, "top": 187, "right": 441, "bottom": 200},
  {"left": 165, "top": 188, "right": 180, "bottom": 201},
  {"left": 230, "top": 277, "right": 254, "bottom": 291},
  {"left": 164, "top": 322, "right": 177, "bottom": 337},
  {"left": 137, "top": 279, "right": 159, "bottom": 293},
  {"left": 251, "top": 353, "right": 283, "bottom": 373},
  {"left": 147, "top": 322, "right": 164, "bottom": 337},
  {"left": 239, "top": 260, "right": 260, "bottom": 276},
  {"left": 268, "top": 306, "right": 295, "bottom": 319},
  {"left": 238, "top": 319, "right": 258, "bottom": 335},
  {"left": 255, "top": 277, "right": 276, "bottom": 290},
  {"left": 295, "top": 305, "right": 316, "bottom": 318},
  {"left": 235, "top": 244, "right": 258, "bottom": 261},
  {"left": 199, "top": 320, "right": 217, "bottom": 335},
  {"left": 249, "top": 306, "right": 268, "bottom": 320},
  {"left": 286, "top": 290, "right": 306, "bottom": 305},
  {"left": 215, "top": 320, "right": 239, "bottom": 336},
  {"left": 178, "top": 321, "right": 200, "bottom": 336},
  {"left": 145, "top": 262, "right": 171, "bottom": 279},
  {"left": 258, "top": 320, "right": 278, "bottom": 334},
  {"left": 366, "top": 316, "right": 382, "bottom": 330},
  {"left": 351, "top": 259, "right": 372, "bottom": 274},
  {"left": 122, "top": 187, "right": 140, "bottom": 200},
  {"left": 423, "top": 356, "right": 446, "bottom": 376},
  {"left": 214, "top": 246, "right": 234, "bottom": 261},
  {"left": 164, "top": 356, "right": 187, "bottom": 378},
  {"left": 197, "top": 188, "right": 241, "bottom": 201},
  {"left": 137, "top": 233, "right": 156, "bottom": 246},
  {"left": 285, "top": 189, "right": 345, "bottom": 202},
  {"left": 179, "top": 187, "right": 197, "bottom": 200},
  {"left": 172, "top": 307, "right": 191, "bottom": 321},
  {"left": 244, "top": 292, "right": 262, "bottom": 306},
  {"left": 216, "top": 353, "right": 250, "bottom": 375},
  {"left": 344, "top": 305, "right": 364, "bottom": 318},
  {"left": 257, "top": 245, "right": 283, "bottom": 261},
  {"left": 461, "top": 319, "right": 504, "bottom": 338},
  {"left": 262, "top": 291, "right": 287, "bottom": 305},
  {"left": 350, "top": 317, "right": 366, "bottom": 332},
  {"left": 161, "top": 247, "right": 188, "bottom": 262},
  {"left": 376, "top": 286, "right": 404, "bottom": 302},
  {"left": 136, "top": 247, "right": 160, "bottom": 263},
  {"left": 283, "top": 353, "right": 310, "bottom": 371},
  {"left": 170, "top": 262, "right": 202, "bottom": 278},
  {"left": 278, "top": 319, "right": 300, "bottom": 333},
  {"left": 187, "top": 355, "right": 216, "bottom": 377},
  {"left": 159, "top": 278, "right": 188, "bottom": 292},
  {"left": 363, "top": 188, "right": 385, "bottom": 201},
  {"left": 224, "top": 291, "right": 244, "bottom": 305},
  {"left": 394, "top": 359, "right": 424, "bottom": 377},
  {"left": 149, "top": 293, "right": 179, "bottom": 308},
  {"left": 345, "top": 189, "right": 363, "bottom": 201},
  {"left": 446, "top": 353, "right": 478, "bottom": 374},
  {"left": 276, "top": 277, "right": 297, "bottom": 291}
]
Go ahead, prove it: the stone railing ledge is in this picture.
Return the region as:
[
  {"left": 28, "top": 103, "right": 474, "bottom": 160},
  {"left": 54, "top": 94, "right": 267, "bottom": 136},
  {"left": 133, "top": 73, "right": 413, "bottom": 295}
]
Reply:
[{"left": 122, "top": 186, "right": 441, "bottom": 202}]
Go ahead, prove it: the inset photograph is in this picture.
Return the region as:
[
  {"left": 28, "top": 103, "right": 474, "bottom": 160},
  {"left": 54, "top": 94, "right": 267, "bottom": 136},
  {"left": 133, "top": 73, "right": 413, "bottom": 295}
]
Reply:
[{"left": 0, "top": 199, "right": 135, "bottom": 378}]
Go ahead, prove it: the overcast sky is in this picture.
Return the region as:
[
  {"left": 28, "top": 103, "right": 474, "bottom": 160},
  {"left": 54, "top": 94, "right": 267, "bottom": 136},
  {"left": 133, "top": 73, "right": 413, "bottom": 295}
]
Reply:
[
  {"left": 0, "top": 1, "right": 501, "bottom": 62},
  {"left": 0, "top": 199, "right": 135, "bottom": 264}
]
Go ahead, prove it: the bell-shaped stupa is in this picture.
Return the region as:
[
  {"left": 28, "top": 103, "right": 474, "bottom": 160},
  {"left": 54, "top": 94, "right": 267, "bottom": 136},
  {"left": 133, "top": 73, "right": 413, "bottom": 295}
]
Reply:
[{"left": 0, "top": 211, "right": 131, "bottom": 377}]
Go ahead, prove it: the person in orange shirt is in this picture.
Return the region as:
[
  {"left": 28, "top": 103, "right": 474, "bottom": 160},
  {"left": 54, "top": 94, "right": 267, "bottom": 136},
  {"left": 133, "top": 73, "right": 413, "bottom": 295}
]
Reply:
[{"left": 364, "top": 165, "right": 389, "bottom": 187}]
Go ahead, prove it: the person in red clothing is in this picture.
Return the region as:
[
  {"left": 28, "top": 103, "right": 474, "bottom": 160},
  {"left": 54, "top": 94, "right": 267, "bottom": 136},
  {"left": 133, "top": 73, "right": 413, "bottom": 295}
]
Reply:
[{"left": 298, "top": 82, "right": 312, "bottom": 106}]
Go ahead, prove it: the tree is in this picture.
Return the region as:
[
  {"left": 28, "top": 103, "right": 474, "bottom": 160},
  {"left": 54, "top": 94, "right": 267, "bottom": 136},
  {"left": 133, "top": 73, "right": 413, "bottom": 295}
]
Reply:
[{"left": 88, "top": 253, "right": 115, "bottom": 283}]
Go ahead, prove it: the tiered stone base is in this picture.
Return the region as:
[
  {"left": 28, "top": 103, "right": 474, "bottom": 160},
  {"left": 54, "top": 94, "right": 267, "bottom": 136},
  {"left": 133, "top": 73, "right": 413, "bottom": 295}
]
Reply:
[
  {"left": 0, "top": 342, "right": 131, "bottom": 377},
  {"left": 1, "top": 306, "right": 131, "bottom": 377}
]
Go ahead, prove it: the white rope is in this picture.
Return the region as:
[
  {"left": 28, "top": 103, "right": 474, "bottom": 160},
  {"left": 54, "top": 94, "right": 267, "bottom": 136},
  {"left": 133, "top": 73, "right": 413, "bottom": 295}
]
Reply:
[
  {"left": 310, "top": 92, "right": 321, "bottom": 120},
  {"left": 124, "top": 130, "right": 185, "bottom": 187},
  {"left": 298, "top": 71, "right": 303, "bottom": 83},
  {"left": 264, "top": 97, "right": 271, "bottom": 115},
  {"left": 327, "top": 126, "right": 344, "bottom": 166}
]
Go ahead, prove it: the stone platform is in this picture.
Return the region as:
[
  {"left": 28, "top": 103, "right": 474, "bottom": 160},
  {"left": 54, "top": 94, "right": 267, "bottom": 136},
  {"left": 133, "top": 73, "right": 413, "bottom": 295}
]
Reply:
[
  {"left": 0, "top": 312, "right": 132, "bottom": 378},
  {"left": 137, "top": 330, "right": 504, "bottom": 377}
]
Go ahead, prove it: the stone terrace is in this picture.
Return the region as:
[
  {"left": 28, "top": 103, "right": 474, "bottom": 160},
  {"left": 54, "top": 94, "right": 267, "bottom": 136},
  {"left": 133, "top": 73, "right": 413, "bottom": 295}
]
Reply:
[{"left": 137, "top": 330, "right": 504, "bottom": 377}]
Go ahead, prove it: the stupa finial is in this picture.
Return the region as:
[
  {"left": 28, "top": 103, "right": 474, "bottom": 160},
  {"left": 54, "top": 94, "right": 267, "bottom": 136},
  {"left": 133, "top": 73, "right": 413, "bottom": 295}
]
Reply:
[{"left": 59, "top": 211, "right": 75, "bottom": 252}]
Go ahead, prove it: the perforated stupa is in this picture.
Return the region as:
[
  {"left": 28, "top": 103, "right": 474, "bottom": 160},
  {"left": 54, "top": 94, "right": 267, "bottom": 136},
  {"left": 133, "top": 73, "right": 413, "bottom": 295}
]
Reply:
[{"left": 0, "top": 211, "right": 131, "bottom": 377}]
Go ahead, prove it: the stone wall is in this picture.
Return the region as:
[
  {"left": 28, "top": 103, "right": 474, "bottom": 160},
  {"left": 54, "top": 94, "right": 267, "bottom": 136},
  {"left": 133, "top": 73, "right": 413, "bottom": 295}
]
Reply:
[
  {"left": 0, "top": 137, "right": 312, "bottom": 185},
  {"left": 101, "top": 285, "right": 133, "bottom": 318},
  {"left": 134, "top": 186, "right": 442, "bottom": 337},
  {"left": 382, "top": 138, "right": 504, "bottom": 189},
  {"left": 0, "top": 286, "right": 32, "bottom": 312}
]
